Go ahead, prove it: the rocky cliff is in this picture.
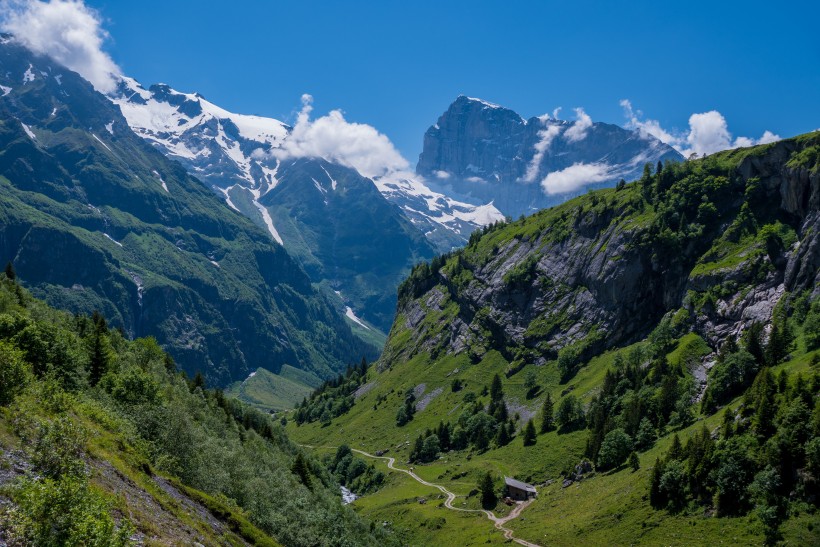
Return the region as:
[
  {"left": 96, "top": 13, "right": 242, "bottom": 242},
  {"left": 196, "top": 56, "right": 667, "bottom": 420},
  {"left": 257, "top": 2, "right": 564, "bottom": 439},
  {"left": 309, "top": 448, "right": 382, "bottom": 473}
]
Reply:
[
  {"left": 390, "top": 133, "right": 819, "bottom": 370},
  {"left": 416, "top": 96, "right": 684, "bottom": 218}
]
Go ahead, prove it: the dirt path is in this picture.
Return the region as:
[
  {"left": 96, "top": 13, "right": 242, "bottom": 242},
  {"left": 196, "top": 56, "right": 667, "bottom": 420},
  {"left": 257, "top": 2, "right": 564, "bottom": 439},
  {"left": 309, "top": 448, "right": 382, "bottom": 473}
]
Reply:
[{"left": 348, "top": 447, "right": 541, "bottom": 547}]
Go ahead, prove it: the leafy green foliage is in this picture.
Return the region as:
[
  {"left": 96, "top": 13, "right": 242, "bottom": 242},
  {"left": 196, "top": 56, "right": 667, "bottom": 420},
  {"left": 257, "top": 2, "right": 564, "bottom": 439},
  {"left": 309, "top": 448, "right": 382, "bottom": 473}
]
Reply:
[
  {"left": 328, "top": 445, "right": 385, "bottom": 495},
  {"left": 0, "top": 281, "right": 393, "bottom": 547},
  {"left": 3, "top": 475, "right": 132, "bottom": 546},
  {"left": 294, "top": 358, "right": 369, "bottom": 425}
]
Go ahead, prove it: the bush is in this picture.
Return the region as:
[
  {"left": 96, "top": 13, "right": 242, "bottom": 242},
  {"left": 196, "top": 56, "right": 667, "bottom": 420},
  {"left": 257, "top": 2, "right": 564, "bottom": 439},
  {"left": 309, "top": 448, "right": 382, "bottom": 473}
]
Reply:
[
  {"left": 0, "top": 341, "right": 31, "bottom": 405},
  {"left": 2, "top": 475, "right": 132, "bottom": 546},
  {"left": 597, "top": 428, "right": 632, "bottom": 470}
]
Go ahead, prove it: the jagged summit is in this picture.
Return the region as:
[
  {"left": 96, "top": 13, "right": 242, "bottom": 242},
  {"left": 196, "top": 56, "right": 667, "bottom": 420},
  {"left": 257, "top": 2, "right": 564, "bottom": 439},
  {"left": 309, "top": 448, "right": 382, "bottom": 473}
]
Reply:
[{"left": 418, "top": 96, "right": 683, "bottom": 217}]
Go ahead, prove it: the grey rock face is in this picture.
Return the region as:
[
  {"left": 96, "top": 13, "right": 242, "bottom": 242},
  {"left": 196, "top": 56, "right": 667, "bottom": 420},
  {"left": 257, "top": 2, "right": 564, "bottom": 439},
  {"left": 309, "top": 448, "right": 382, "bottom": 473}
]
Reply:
[
  {"left": 391, "top": 136, "right": 819, "bottom": 369},
  {"left": 417, "top": 96, "right": 684, "bottom": 218}
]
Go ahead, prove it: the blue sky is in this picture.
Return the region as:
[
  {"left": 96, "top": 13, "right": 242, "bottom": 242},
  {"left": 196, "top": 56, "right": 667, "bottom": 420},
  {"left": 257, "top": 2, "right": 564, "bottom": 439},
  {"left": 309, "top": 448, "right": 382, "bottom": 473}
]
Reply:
[{"left": 15, "top": 1, "right": 820, "bottom": 162}]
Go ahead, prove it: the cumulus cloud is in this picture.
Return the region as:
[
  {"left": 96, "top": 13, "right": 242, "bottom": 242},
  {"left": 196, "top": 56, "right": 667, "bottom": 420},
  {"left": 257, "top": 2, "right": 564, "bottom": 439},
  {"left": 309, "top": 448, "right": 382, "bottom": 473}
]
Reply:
[
  {"left": 620, "top": 99, "right": 678, "bottom": 144},
  {"left": 621, "top": 99, "right": 781, "bottom": 157},
  {"left": 564, "top": 107, "right": 593, "bottom": 143},
  {"left": 434, "top": 170, "right": 451, "bottom": 179},
  {"left": 523, "top": 122, "right": 562, "bottom": 182},
  {"left": 271, "top": 94, "right": 410, "bottom": 179},
  {"left": 541, "top": 162, "right": 611, "bottom": 195},
  {"left": 1, "top": 0, "right": 121, "bottom": 93}
]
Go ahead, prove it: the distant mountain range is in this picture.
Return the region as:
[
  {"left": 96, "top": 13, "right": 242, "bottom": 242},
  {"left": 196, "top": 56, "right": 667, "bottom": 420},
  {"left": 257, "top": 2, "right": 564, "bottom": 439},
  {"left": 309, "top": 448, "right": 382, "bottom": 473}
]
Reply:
[
  {"left": 0, "top": 36, "right": 373, "bottom": 386},
  {"left": 417, "top": 95, "right": 684, "bottom": 217},
  {"left": 0, "top": 32, "right": 691, "bottom": 388}
]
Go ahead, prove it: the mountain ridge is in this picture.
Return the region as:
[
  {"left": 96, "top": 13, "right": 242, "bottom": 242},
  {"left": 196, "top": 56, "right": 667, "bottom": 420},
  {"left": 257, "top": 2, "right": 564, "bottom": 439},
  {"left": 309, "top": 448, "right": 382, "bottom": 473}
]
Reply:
[
  {"left": 417, "top": 95, "right": 684, "bottom": 217},
  {"left": 0, "top": 38, "right": 373, "bottom": 386}
]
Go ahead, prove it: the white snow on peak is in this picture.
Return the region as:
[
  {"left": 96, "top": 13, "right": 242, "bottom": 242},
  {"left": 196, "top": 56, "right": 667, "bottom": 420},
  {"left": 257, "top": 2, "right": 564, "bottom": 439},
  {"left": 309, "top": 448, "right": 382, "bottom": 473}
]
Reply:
[
  {"left": 0, "top": 85, "right": 11, "bottom": 96},
  {"left": 54, "top": 74, "right": 62, "bottom": 85},
  {"left": 20, "top": 122, "right": 36, "bottom": 141},
  {"left": 373, "top": 173, "right": 504, "bottom": 234},
  {"left": 345, "top": 306, "right": 370, "bottom": 330},
  {"left": 105, "top": 121, "right": 114, "bottom": 135},
  {"left": 464, "top": 96, "right": 502, "bottom": 109},
  {"left": 22, "top": 64, "right": 34, "bottom": 84},
  {"left": 111, "top": 76, "right": 503, "bottom": 249}
]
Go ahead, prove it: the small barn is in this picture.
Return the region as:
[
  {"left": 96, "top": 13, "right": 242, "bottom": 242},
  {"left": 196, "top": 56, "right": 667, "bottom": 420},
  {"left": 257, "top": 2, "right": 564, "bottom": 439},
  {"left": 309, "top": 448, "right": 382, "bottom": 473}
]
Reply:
[{"left": 505, "top": 477, "right": 537, "bottom": 501}]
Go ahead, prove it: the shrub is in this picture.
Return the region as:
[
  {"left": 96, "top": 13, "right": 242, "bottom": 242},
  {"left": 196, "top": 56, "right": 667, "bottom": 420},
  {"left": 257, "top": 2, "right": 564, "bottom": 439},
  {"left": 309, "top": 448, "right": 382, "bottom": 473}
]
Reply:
[
  {"left": 2, "top": 475, "right": 132, "bottom": 546},
  {"left": 0, "top": 341, "right": 31, "bottom": 405},
  {"left": 597, "top": 428, "right": 632, "bottom": 470}
]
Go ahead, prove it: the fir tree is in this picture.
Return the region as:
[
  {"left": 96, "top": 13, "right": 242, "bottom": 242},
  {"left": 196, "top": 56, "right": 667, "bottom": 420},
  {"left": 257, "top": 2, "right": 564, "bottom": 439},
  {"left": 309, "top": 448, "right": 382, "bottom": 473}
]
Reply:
[
  {"left": 4, "top": 261, "right": 15, "bottom": 281},
  {"left": 291, "top": 453, "right": 312, "bottom": 489},
  {"left": 478, "top": 471, "right": 497, "bottom": 508},
  {"left": 522, "top": 419, "right": 536, "bottom": 446},
  {"left": 629, "top": 451, "right": 640, "bottom": 471},
  {"left": 539, "top": 392, "right": 554, "bottom": 433}
]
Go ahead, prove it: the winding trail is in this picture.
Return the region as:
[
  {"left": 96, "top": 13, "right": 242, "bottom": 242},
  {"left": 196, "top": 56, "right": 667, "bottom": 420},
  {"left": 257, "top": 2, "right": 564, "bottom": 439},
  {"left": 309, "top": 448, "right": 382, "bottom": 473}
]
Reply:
[{"left": 303, "top": 444, "right": 541, "bottom": 546}]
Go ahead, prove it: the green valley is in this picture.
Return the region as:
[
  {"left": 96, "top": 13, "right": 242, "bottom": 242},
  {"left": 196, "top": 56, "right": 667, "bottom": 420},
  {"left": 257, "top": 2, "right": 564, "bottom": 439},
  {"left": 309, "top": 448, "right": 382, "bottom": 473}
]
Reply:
[{"left": 287, "top": 133, "right": 820, "bottom": 545}]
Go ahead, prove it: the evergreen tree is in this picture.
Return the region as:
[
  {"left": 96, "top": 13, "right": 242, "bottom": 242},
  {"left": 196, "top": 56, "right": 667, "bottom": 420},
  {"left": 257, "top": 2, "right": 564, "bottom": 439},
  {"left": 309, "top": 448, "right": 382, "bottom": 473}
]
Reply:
[
  {"left": 744, "top": 322, "right": 765, "bottom": 364},
  {"left": 539, "top": 392, "right": 554, "bottom": 433},
  {"left": 291, "top": 453, "right": 312, "bottom": 489},
  {"left": 4, "top": 261, "right": 15, "bottom": 281},
  {"left": 495, "top": 422, "right": 510, "bottom": 447},
  {"left": 489, "top": 374, "right": 503, "bottom": 402},
  {"left": 478, "top": 471, "right": 497, "bottom": 509},
  {"left": 629, "top": 451, "right": 640, "bottom": 471},
  {"left": 522, "top": 419, "right": 536, "bottom": 446},
  {"left": 88, "top": 317, "right": 113, "bottom": 386},
  {"left": 667, "top": 434, "right": 683, "bottom": 461}
]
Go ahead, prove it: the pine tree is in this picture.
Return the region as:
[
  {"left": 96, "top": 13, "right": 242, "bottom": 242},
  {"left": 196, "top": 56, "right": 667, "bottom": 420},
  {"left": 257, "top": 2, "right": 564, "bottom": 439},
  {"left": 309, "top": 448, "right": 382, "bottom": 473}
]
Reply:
[
  {"left": 4, "top": 261, "right": 15, "bottom": 281},
  {"left": 495, "top": 422, "right": 510, "bottom": 447},
  {"left": 629, "top": 451, "right": 640, "bottom": 471},
  {"left": 539, "top": 392, "right": 554, "bottom": 433},
  {"left": 88, "top": 315, "right": 112, "bottom": 386},
  {"left": 522, "top": 419, "right": 536, "bottom": 446},
  {"left": 291, "top": 453, "right": 312, "bottom": 489},
  {"left": 668, "top": 434, "right": 683, "bottom": 461},
  {"left": 489, "top": 374, "right": 503, "bottom": 402},
  {"left": 478, "top": 471, "right": 497, "bottom": 508}
]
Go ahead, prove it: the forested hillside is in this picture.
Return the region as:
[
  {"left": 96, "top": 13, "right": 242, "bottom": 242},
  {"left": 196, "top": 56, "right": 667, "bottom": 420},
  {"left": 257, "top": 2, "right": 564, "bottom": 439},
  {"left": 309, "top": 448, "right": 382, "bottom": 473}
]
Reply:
[
  {"left": 0, "top": 274, "right": 395, "bottom": 546},
  {"left": 288, "top": 133, "right": 820, "bottom": 545}
]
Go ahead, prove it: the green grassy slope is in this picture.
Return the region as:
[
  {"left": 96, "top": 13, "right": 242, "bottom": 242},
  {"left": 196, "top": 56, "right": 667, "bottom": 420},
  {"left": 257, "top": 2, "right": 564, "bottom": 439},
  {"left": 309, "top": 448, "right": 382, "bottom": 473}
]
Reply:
[{"left": 287, "top": 133, "right": 820, "bottom": 545}]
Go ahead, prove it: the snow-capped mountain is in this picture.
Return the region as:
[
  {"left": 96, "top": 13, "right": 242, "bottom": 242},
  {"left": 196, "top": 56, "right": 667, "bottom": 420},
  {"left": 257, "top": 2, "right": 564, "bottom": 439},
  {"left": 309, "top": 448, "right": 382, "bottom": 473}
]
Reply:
[
  {"left": 110, "top": 78, "right": 447, "bottom": 331},
  {"left": 111, "top": 79, "right": 502, "bottom": 253},
  {"left": 417, "top": 95, "right": 684, "bottom": 217}
]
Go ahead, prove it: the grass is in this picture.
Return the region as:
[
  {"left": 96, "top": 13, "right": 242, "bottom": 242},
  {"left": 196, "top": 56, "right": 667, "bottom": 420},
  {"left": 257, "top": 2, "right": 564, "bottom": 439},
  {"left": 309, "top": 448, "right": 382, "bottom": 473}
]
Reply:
[
  {"left": 226, "top": 367, "right": 315, "bottom": 412},
  {"left": 288, "top": 329, "right": 820, "bottom": 546}
]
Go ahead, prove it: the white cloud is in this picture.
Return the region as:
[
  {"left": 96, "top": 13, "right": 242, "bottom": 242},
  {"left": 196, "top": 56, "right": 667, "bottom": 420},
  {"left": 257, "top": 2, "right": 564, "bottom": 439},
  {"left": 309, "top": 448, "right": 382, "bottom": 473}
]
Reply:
[
  {"left": 434, "top": 170, "right": 451, "bottom": 179},
  {"left": 685, "top": 111, "right": 732, "bottom": 156},
  {"left": 1, "top": 0, "right": 121, "bottom": 93},
  {"left": 621, "top": 99, "right": 781, "bottom": 157},
  {"left": 620, "top": 99, "right": 678, "bottom": 144},
  {"left": 563, "top": 107, "right": 593, "bottom": 143},
  {"left": 271, "top": 94, "right": 410, "bottom": 179},
  {"left": 523, "top": 122, "right": 562, "bottom": 182},
  {"left": 552, "top": 107, "right": 562, "bottom": 120},
  {"left": 540, "top": 162, "right": 611, "bottom": 195}
]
